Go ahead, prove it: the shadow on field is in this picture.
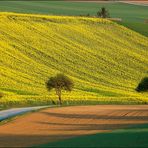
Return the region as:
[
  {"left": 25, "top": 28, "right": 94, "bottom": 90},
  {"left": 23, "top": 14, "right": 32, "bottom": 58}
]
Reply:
[
  {"left": 0, "top": 125, "right": 148, "bottom": 147},
  {"left": 40, "top": 110, "right": 148, "bottom": 121},
  {"left": 38, "top": 124, "right": 148, "bottom": 148},
  {"left": 0, "top": 134, "right": 75, "bottom": 147},
  {"left": 36, "top": 122, "right": 142, "bottom": 131}
]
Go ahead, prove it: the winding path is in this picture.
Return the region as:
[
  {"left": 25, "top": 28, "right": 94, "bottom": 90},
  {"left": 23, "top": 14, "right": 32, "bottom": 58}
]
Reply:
[{"left": 0, "top": 106, "right": 51, "bottom": 121}]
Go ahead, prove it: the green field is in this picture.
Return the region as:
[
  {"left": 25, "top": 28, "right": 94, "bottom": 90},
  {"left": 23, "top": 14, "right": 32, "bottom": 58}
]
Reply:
[
  {"left": 0, "top": 1, "right": 147, "bottom": 36},
  {"left": 0, "top": 12, "right": 148, "bottom": 107},
  {"left": 118, "top": 22, "right": 148, "bottom": 37},
  {"left": 39, "top": 124, "right": 148, "bottom": 148}
]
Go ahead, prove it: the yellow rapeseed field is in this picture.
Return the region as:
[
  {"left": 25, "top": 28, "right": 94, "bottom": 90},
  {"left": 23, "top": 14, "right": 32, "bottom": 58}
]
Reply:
[{"left": 0, "top": 12, "right": 148, "bottom": 106}]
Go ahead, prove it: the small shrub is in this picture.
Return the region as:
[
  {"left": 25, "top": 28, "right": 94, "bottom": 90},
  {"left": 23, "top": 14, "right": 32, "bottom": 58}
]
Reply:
[
  {"left": 136, "top": 77, "right": 148, "bottom": 92},
  {"left": 97, "top": 7, "right": 110, "bottom": 18}
]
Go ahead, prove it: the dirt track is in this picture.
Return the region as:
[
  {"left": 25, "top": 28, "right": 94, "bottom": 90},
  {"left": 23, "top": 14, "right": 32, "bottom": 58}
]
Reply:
[
  {"left": 120, "top": 1, "right": 148, "bottom": 6},
  {"left": 0, "top": 105, "right": 148, "bottom": 147}
]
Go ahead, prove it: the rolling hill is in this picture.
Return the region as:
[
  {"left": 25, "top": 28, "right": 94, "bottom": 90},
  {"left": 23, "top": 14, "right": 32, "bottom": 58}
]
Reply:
[
  {"left": 0, "top": 1, "right": 147, "bottom": 36},
  {"left": 0, "top": 12, "right": 148, "bottom": 107}
]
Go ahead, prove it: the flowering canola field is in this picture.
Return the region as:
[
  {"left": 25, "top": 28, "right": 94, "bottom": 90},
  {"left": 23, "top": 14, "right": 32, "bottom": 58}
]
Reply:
[{"left": 0, "top": 13, "right": 148, "bottom": 106}]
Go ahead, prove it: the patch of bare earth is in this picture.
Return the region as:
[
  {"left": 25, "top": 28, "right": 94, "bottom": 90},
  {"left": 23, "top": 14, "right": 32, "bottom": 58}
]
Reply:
[
  {"left": 0, "top": 105, "right": 148, "bottom": 147},
  {"left": 120, "top": 1, "right": 148, "bottom": 6},
  {"left": 65, "top": 0, "right": 148, "bottom": 6},
  {"left": 64, "top": 0, "right": 115, "bottom": 3}
]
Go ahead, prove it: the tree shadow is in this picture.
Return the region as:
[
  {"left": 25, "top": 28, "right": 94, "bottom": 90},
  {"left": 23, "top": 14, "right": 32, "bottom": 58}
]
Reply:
[
  {"left": 36, "top": 121, "right": 142, "bottom": 131},
  {"left": 40, "top": 129, "right": 148, "bottom": 148},
  {"left": 40, "top": 110, "right": 148, "bottom": 121},
  {"left": 0, "top": 134, "right": 76, "bottom": 147}
]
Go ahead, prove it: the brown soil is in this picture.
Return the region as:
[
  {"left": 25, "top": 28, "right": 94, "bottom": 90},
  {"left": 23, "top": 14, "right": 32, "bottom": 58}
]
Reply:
[
  {"left": 65, "top": 0, "right": 148, "bottom": 5},
  {"left": 120, "top": 1, "right": 148, "bottom": 5},
  {"left": 0, "top": 105, "right": 148, "bottom": 147}
]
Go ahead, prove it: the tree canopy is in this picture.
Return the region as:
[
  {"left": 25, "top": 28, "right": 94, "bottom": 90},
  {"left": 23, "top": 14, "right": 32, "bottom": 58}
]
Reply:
[{"left": 46, "top": 73, "right": 74, "bottom": 104}]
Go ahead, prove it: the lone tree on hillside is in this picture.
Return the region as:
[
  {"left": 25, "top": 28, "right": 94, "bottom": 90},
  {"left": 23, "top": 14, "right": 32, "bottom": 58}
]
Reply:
[
  {"left": 136, "top": 77, "right": 148, "bottom": 92},
  {"left": 46, "top": 74, "right": 74, "bottom": 105},
  {"left": 97, "top": 7, "right": 110, "bottom": 18}
]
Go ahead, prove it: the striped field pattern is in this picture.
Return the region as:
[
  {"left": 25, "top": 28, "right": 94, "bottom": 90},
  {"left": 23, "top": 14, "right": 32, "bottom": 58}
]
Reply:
[{"left": 0, "top": 12, "right": 148, "bottom": 106}]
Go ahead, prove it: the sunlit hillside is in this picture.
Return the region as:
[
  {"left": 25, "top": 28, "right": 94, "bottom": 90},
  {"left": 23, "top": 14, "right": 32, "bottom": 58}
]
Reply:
[{"left": 0, "top": 12, "right": 148, "bottom": 106}]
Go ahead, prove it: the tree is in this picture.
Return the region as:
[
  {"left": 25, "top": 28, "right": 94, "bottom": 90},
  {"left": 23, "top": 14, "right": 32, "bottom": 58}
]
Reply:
[
  {"left": 97, "top": 7, "right": 110, "bottom": 18},
  {"left": 136, "top": 77, "right": 148, "bottom": 92},
  {"left": 46, "top": 74, "right": 74, "bottom": 105}
]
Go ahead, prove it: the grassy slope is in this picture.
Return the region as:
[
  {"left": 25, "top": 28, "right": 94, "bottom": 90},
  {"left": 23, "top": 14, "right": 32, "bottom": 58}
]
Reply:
[
  {"left": 119, "top": 22, "right": 148, "bottom": 37},
  {"left": 0, "top": 1, "right": 147, "bottom": 36},
  {"left": 39, "top": 124, "right": 148, "bottom": 148},
  {"left": 0, "top": 13, "right": 148, "bottom": 107}
]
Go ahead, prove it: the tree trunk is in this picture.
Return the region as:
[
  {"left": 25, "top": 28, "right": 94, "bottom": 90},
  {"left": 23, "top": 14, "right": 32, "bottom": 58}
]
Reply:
[
  {"left": 58, "top": 94, "right": 62, "bottom": 105},
  {"left": 56, "top": 89, "right": 62, "bottom": 105}
]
